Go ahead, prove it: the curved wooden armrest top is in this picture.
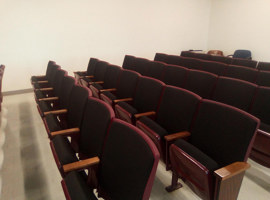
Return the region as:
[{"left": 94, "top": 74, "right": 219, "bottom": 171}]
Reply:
[
  {"left": 164, "top": 131, "right": 191, "bottom": 142},
  {"left": 85, "top": 75, "right": 94, "bottom": 78},
  {"left": 50, "top": 127, "right": 80, "bottom": 137},
  {"left": 100, "top": 88, "right": 117, "bottom": 92},
  {"left": 38, "top": 87, "right": 54, "bottom": 91},
  {"left": 113, "top": 98, "right": 133, "bottom": 103},
  {"left": 134, "top": 111, "right": 156, "bottom": 119},
  {"left": 39, "top": 97, "right": 59, "bottom": 102},
  {"left": 90, "top": 81, "right": 104, "bottom": 84},
  {"left": 214, "top": 162, "right": 250, "bottom": 181},
  {"left": 63, "top": 157, "right": 100, "bottom": 173},
  {"left": 34, "top": 75, "right": 46, "bottom": 78},
  {"left": 37, "top": 80, "right": 49, "bottom": 83},
  {"left": 44, "top": 109, "right": 67, "bottom": 116}
]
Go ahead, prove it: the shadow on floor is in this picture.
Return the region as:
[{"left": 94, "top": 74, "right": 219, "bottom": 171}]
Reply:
[{"left": 19, "top": 102, "right": 50, "bottom": 200}]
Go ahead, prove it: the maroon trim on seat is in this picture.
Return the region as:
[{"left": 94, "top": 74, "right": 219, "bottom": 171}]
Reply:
[
  {"left": 88, "top": 96, "right": 115, "bottom": 119},
  {"left": 111, "top": 118, "right": 160, "bottom": 200},
  {"left": 100, "top": 93, "right": 113, "bottom": 107},
  {"left": 50, "top": 141, "right": 66, "bottom": 177},
  {"left": 61, "top": 180, "right": 72, "bottom": 200}
]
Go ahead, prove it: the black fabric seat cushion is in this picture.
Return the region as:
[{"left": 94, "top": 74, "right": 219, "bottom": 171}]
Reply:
[
  {"left": 45, "top": 113, "right": 62, "bottom": 132},
  {"left": 259, "top": 122, "right": 270, "bottom": 133},
  {"left": 33, "top": 82, "right": 41, "bottom": 89},
  {"left": 38, "top": 101, "right": 53, "bottom": 113},
  {"left": 52, "top": 135, "right": 78, "bottom": 165},
  {"left": 102, "top": 91, "right": 117, "bottom": 101},
  {"left": 64, "top": 171, "right": 97, "bottom": 200},
  {"left": 139, "top": 116, "right": 168, "bottom": 138},
  {"left": 117, "top": 101, "right": 138, "bottom": 116},
  {"left": 174, "top": 139, "right": 219, "bottom": 172},
  {"left": 35, "top": 90, "right": 47, "bottom": 100}
]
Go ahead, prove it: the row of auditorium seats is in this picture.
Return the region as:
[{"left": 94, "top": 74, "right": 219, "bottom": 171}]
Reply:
[
  {"left": 0, "top": 65, "right": 5, "bottom": 112},
  {"left": 74, "top": 58, "right": 260, "bottom": 200},
  {"left": 121, "top": 54, "right": 270, "bottom": 168},
  {"left": 181, "top": 50, "right": 270, "bottom": 71},
  {"left": 155, "top": 53, "right": 270, "bottom": 86},
  {"left": 31, "top": 62, "right": 160, "bottom": 200}
]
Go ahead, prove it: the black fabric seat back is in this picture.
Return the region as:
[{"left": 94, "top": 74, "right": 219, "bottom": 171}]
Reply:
[
  {"left": 184, "top": 70, "right": 218, "bottom": 98},
  {"left": 223, "top": 65, "right": 258, "bottom": 83},
  {"left": 102, "top": 64, "right": 122, "bottom": 89},
  {"left": 154, "top": 53, "right": 169, "bottom": 63},
  {"left": 190, "top": 99, "right": 259, "bottom": 167},
  {"left": 162, "top": 64, "right": 187, "bottom": 88},
  {"left": 133, "top": 57, "right": 151, "bottom": 75},
  {"left": 133, "top": 76, "right": 165, "bottom": 113},
  {"left": 211, "top": 77, "right": 257, "bottom": 111},
  {"left": 93, "top": 61, "right": 109, "bottom": 82},
  {"left": 53, "top": 69, "right": 68, "bottom": 97},
  {"left": 211, "top": 55, "right": 232, "bottom": 64},
  {"left": 231, "top": 58, "right": 257, "bottom": 68},
  {"left": 144, "top": 61, "right": 165, "bottom": 80},
  {"left": 58, "top": 76, "right": 76, "bottom": 109},
  {"left": 256, "top": 70, "right": 270, "bottom": 87},
  {"left": 122, "top": 55, "right": 137, "bottom": 71},
  {"left": 98, "top": 119, "right": 159, "bottom": 200},
  {"left": 257, "top": 61, "right": 270, "bottom": 71},
  {"left": 45, "top": 61, "right": 57, "bottom": 78},
  {"left": 78, "top": 97, "right": 115, "bottom": 157},
  {"left": 48, "top": 64, "right": 61, "bottom": 85},
  {"left": 116, "top": 69, "right": 140, "bottom": 99},
  {"left": 67, "top": 85, "right": 91, "bottom": 129},
  {"left": 249, "top": 86, "right": 270, "bottom": 126},
  {"left": 156, "top": 86, "right": 201, "bottom": 133},
  {"left": 86, "top": 58, "right": 99, "bottom": 75},
  {"left": 199, "top": 60, "right": 227, "bottom": 76},
  {"left": 179, "top": 56, "right": 202, "bottom": 69}
]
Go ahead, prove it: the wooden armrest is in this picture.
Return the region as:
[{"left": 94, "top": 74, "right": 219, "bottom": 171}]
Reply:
[
  {"left": 164, "top": 131, "right": 191, "bottom": 142},
  {"left": 44, "top": 109, "right": 67, "bottom": 116},
  {"left": 36, "top": 87, "right": 54, "bottom": 91},
  {"left": 63, "top": 157, "right": 100, "bottom": 173},
  {"left": 134, "top": 111, "right": 156, "bottom": 119},
  {"left": 74, "top": 70, "right": 86, "bottom": 74},
  {"left": 214, "top": 162, "right": 250, "bottom": 181},
  {"left": 90, "top": 81, "right": 104, "bottom": 84},
  {"left": 100, "top": 88, "right": 117, "bottom": 92},
  {"left": 85, "top": 75, "right": 94, "bottom": 78},
  {"left": 37, "top": 80, "right": 49, "bottom": 83},
  {"left": 39, "top": 97, "right": 59, "bottom": 102},
  {"left": 50, "top": 127, "right": 80, "bottom": 137},
  {"left": 113, "top": 98, "right": 133, "bottom": 103},
  {"left": 34, "top": 75, "right": 46, "bottom": 78}
]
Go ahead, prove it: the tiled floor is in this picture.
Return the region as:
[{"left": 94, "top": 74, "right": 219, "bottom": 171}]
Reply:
[{"left": 0, "top": 92, "right": 270, "bottom": 200}]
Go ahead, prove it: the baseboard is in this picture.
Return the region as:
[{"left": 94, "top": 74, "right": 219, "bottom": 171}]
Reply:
[{"left": 2, "top": 88, "right": 33, "bottom": 96}]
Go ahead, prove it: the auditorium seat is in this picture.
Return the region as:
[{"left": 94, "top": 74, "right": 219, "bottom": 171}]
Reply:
[
  {"left": 37, "top": 75, "right": 75, "bottom": 117},
  {"left": 136, "top": 86, "right": 201, "bottom": 168},
  {"left": 43, "top": 84, "right": 91, "bottom": 138},
  {"left": 257, "top": 61, "right": 270, "bottom": 71},
  {"left": 74, "top": 58, "right": 99, "bottom": 85},
  {"left": 256, "top": 70, "right": 270, "bottom": 87},
  {"left": 100, "top": 69, "right": 140, "bottom": 107},
  {"left": 34, "top": 68, "right": 67, "bottom": 102},
  {"left": 31, "top": 60, "right": 56, "bottom": 84},
  {"left": 228, "top": 49, "right": 252, "bottom": 59},
  {"left": 122, "top": 55, "right": 137, "bottom": 71},
  {"left": 184, "top": 69, "right": 218, "bottom": 98},
  {"left": 89, "top": 64, "right": 122, "bottom": 98},
  {"left": 223, "top": 65, "right": 258, "bottom": 83},
  {"left": 231, "top": 58, "right": 258, "bottom": 68},
  {"left": 161, "top": 64, "right": 187, "bottom": 88},
  {"left": 132, "top": 57, "right": 151, "bottom": 76},
  {"left": 80, "top": 61, "right": 109, "bottom": 88},
  {"left": 249, "top": 86, "right": 270, "bottom": 168},
  {"left": 211, "top": 77, "right": 257, "bottom": 111},
  {"left": 61, "top": 119, "right": 159, "bottom": 200},
  {"left": 144, "top": 61, "right": 165, "bottom": 80},
  {"left": 32, "top": 63, "right": 60, "bottom": 90},
  {"left": 115, "top": 76, "right": 165, "bottom": 124},
  {"left": 211, "top": 55, "right": 232, "bottom": 64},
  {"left": 166, "top": 99, "right": 259, "bottom": 200},
  {"left": 50, "top": 97, "right": 114, "bottom": 177},
  {"left": 197, "top": 60, "right": 227, "bottom": 76}
]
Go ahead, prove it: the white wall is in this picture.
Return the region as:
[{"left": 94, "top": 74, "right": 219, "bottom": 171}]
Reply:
[
  {"left": 208, "top": 0, "right": 270, "bottom": 61},
  {"left": 0, "top": 0, "right": 211, "bottom": 92}
]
